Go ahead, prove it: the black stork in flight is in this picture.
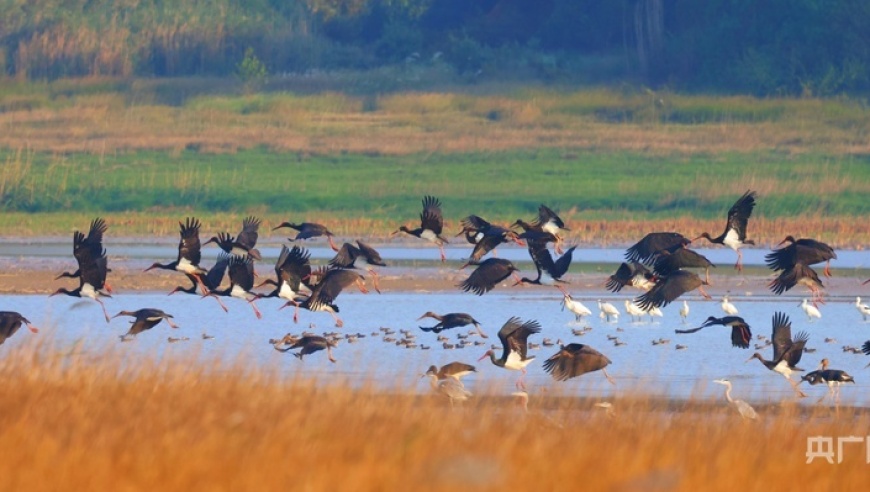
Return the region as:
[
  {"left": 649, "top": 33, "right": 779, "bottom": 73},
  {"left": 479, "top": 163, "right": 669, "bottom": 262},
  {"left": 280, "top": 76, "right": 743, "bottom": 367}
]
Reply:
[
  {"left": 478, "top": 316, "right": 541, "bottom": 390},
  {"left": 458, "top": 258, "right": 521, "bottom": 295},
  {"left": 693, "top": 190, "right": 757, "bottom": 272},
  {"left": 800, "top": 359, "right": 855, "bottom": 404},
  {"left": 512, "top": 204, "right": 569, "bottom": 254},
  {"left": 516, "top": 236, "right": 575, "bottom": 287},
  {"left": 205, "top": 254, "right": 263, "bottom": 319},
  {"left": 635, "top": 270, "right": 711, "bottom": 311},
  {"left": 112, "top": 308, "right": 179, "bottom": 341},
  {"left": 766, "top": 236, "right": 837, "bottom": 277},
  {"left": 675, "top": 315, "right": 752, "bottom": 348},
  {"left": 168, "top": 254, "right": 230, "bottom": 312},
  {"left": 393, "top": 195, "right": 449, "bottom": 262},
  {"left": 418, "top": 311, "right": 487, "bottom": 338},
  {"left": 746, "top": 312, "right": 808, "bottom": 397},
  {"left": 329, "top": 240, "right": 385, "bottom": 293},
  {"left": 204, "top": 216, "right": 262, "bottom": 260},
  {"left": 273, "top": 221, "right": 340, "bottom": 252},
  {"left": 457, "top": 215, "right": 523, "bottom": 262},
  {"left": 256, "top": 245, "right": 313, "bottom": 303},
  {"left": 145, "top": 217, "right": 209, "bottom": 293},
  {"left": 605, "top": 261, "right": 656, "bottom": 293},
  {"left": 51, "top": 221, "right": 113, "bottom": 323},
  {"left": 542, "top": 343, "right": 615, "bottom": 384},
  {"left": 768, "top": 263, "right": 825, "bottom": 303},
  {"left": 56, "top": 217, "right": 112, "bottom": 292},
  {"left": 624, "top": 231, "right": 691, "bottom": 265},
  {"left": 652, "top": 248, "right": 716, "bottom": 285},
  {"left": 280, "top": 267, "right": 370, "bottom": 327},
  {"left": 0, "top": 311, "right": 39, "bottom": 345},
  {"left": 274, "top": 335, "right": 338, "bottom": 362}
]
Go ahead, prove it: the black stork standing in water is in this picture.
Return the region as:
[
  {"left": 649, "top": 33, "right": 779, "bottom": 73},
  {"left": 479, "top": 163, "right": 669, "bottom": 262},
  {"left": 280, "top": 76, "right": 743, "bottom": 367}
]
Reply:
[
  {"left": 418, "top": 312, "right": 487, "bottom": 338},
  {"left": 52, "top": 222, "right": 113, "bottom": 323},
  {"left": 746, "top": 312, "right": 808, "bottom": 397},
  {"left": 516, "top": 235, "right": 575, "bottom": 287},
  {"left": 800, "top": 359, "right": 855, "bottom": 404},
  {"left": 204, "top": 216, "right": 262, "bottom": 260},
  {"left": 273, "top": 221, "right": 340, "bottom": 252},
  {"left": 145, "top": 217, "right": 209, "bottom": 293},
  {"left": 542, "top": 343, "right": 615, "bottom": 384},
  {"left": 112, "top": 308, "right": 179, "bottom": 341},
  {"left": 605, "top": 261, "right": 656, "bottom": 293},
  {"left": 274, "top": 335, "right": 338, "bottom": 362},
  {"left": 168, "top": 254, "right": 230, "bottom": 312},
  {"left": 676, "top": 315, "right": 752, "bottom": 348},
  {"left": 693, "top": 190, "right": 757, "bottom": 273},
  {"left": 393, "top": 195, "right": 449, "bottom": 262},
  {"left": 635, "top": 270, "right": 711, "bottom": 311},
  {"left": 56, "top": 217, "right": 112, "bottom": 292},
  {"left": 205, "top": 255, "right": 263, "bottom": 319},
  {"left": 280, "top": 267, "right": 370, "bottom": 327},
  {"left": 478, "top": 316, "right": 541, "bottom": 390},
  {"left": 0, "top": 311, "right": 39, "bottom": 345},
  {"left": 652, "top": 248, "right": 716, "bottom": 285},
  {"left": 458, "top": 258, "right": 521, "bottom": 295},
  {"left": 329, "top": 240, "right": 385, "bottom": 293},
  {"left": 624, "top": 232, "right": 691, "bottom": 265},
  {"left": 256, "top": 245, "right": 313, "bottom": 302}
]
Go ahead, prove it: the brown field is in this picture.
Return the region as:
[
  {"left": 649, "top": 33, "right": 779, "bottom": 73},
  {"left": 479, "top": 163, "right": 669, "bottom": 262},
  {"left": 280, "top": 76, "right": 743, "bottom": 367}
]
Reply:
[{"left": 0, "top": 345, "right": 866, "bottom": 491}]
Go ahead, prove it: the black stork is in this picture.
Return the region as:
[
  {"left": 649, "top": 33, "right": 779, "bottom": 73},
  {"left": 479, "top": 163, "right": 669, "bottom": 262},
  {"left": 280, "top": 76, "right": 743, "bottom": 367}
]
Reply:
[
  {"left": 862, "top": 340, "right": 870, "bottom": 367},
  {"left": 458, "top": 258, "right": 521, "bottom": 295},
  {"left": 478, "top": 317, "right": 541, "bottom": 390},
  {"left": 425, "top": 362, "right": 477, "bottom": 381},
  {"left": 652, "top": 248, "right": 715, "bottom": 285},
  {"left": 693, "top": 190, "right": 757, "bottom": 272},
  {"left": 280, "top": 267, "right": 370, "bottom": 327},
  {"left": 205, "top": 254, "right": 263, "bottom": 319},
  {"left": 516, "top": 236, "right": 575, "bottom": 287},
  {"left": 274, "top": 335, "right": 338, "bottom": 362},
  {"left": 204, "top": 216, "right": 262, "bottom": 260},
  {"left": 768, "top": 263, "right": 825, "bottom": 303},
  {"left": 605, "top": 261, "right": 656, "bottom": 293},
  {"left": 256, "top": 245, "right": 313, "bottom": 302},
  {"left": 112, "top": 308, "right": 179, "bottom": 341},
  {"left": 0, "top": 311, "right": 39, "bottom": 345},
  {"left": 55, "top": 217, "right": 112, "bottom": 293},
  {"left": 512, "top": 205, "right": 568, "bottom": 254},
  {"left": 145, "top": 217, "right": 209, "bottom": 293},
  {"left": 418, "top": 312, "right": 487, "bottom": 338},
  {"left": 273, "top": 221, "right": 339, "bottom": 252},
  {"left": 168, "top": 254, "right": 230, "bottom": 312},
  {"left": 329, "top": 240, "right": 385, "bottom": 293},
  {"left": 635, "top": 270, "right": 711, "bottom": 311},
  {"left": 675, "top": 315, "right": 752, "bottom": 349},
  {"left": 393, "top": 195, "right": 449, "bottom": 262},
  {"left": 542, "top": 343, "right": 615, "bottom": 384},
  {"left": 51, "top": 227, "right": 112, "bottom": 323},
  {"left": 458, "top": 215, "right": 524, "bottom": 262},
  {"left": 800, "top": 359, "right": 855, "bottom": 404},
  {"left": 624, "top": 232, "right": 691, "bottom": 265},
  {"left": 766, "top": 235, "right": 837, "bottom": 277},
  {"left": 747, "top": 312, "right": 808, "bottom": 396}
]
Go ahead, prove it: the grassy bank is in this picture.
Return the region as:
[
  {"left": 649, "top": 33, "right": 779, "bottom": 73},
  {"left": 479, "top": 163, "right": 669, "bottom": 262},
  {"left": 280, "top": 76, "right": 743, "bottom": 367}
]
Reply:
[{"left": 0, "top": 346, "right": 865, "bottom": 490}]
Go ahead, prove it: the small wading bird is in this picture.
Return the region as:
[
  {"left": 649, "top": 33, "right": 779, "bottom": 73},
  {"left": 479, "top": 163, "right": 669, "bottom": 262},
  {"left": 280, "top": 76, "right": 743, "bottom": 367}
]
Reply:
[
  {"left": 112, "top": 308, "right": 178, "bottom": 341},
  {"left": 280, "top": 267, "right": 370, "bottom": 327},
  {"left": 255, "top": 245, "right": 313, "bottom": 302},
  {"left": 855, "top": 297, "right": 870, "bottom": 321},
  {"left": 679, "top": 300, "right": 690, "bottom": 324},
  {"left": 393, "top": 195, "right": 449, "bottom": 262},
  {"left": 800, "top": 359, "right": 855, "bottom": 404},
  {"left": 273, "top": 335, "right": 338, "bottom": 363},
  {"left": 693, "top": 190, "right": 757, "bottom": 273},
  {"left": 418, "top": 312, "right": 487, "bottom": 338},
  {"left": 713, "top": 379, "right": 758, "bottom": 419},
  {"left": 52, "top": 221, "right": 113, "bottom": 323},
  {"left": 329, "top": 240, "right": 384, "bottom": 293},
  {"left": 458, "top": 258, "right": 521, "bottom": 295},
  {"left": 273, "top": 221, "right": 339, "bottom": 252},
  {"left": 479, "top": 317, "right": 541, "bottom": 390},
  {"left": 560, "top": 290, "right": 592, "bottom": 321},
  {"left": 676, "top": 316, "right": 752, "bottom": 349},
  {"left": 204, "top": 216, "right": 262, "bottom": 260},
  {"left": 144, "top": 217, "right": 209, "bottom": 294},
  {"left": 635, "top": 270, "right": 711, "bottom": 311},
  {"left": 746, "top": 312, "right": 808, "bottom": 397},
  {"left": 720, "top": 295, "right": 738, "bottom": 315},
  {"left": 605, "top": 261, "right": 655, "bottom": 293},
  {"left": 204, "top": 254, "right": 263, "bottom": 319},
  {"left": 800, "top": 298, "right": 822, "bottom": 322},
  {"left": 0, "top": 311, "right": 39, "bottom": 345},
  {"left": 597, "top": 300, "right": 619, "bottom": 322},
  {"left": 542, "top": 343, "right": 615, "bottom": 384}
]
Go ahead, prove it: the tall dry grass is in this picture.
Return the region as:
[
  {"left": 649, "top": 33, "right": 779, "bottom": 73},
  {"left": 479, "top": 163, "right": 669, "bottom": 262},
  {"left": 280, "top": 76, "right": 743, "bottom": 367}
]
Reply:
[{"left": 0, "top": 342, "right": 866, "bottom": 491}]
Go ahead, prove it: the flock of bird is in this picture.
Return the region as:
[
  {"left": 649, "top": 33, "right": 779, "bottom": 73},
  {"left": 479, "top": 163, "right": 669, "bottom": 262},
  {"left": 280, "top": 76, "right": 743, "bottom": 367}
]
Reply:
[{"left": 3, "top": 190, "right": 870, "bottom": 415}]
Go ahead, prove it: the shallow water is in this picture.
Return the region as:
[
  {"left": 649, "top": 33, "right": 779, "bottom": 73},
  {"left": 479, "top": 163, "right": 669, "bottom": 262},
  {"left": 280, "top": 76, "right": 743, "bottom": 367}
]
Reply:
[{"left": 5, "top": 286, "right": 870, "bottom": 407}]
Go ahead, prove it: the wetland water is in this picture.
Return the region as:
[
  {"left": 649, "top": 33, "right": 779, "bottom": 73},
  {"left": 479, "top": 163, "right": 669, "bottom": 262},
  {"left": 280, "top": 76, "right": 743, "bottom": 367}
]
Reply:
[{"left": 2, "top": 240, "right": 869, "bottom": 406}]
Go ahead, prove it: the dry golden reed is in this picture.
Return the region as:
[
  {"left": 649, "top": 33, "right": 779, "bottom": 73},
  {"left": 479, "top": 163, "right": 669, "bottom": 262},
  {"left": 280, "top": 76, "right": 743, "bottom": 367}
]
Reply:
[{"left": 0, "top": 341, "right": 866, "bottom": 491}]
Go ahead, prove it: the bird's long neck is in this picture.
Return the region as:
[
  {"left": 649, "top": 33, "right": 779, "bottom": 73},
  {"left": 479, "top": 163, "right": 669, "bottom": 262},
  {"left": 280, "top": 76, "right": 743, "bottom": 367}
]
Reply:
[
  {"left": 490, "top": 352, "right": 505, "bottom": 367},
  {"left": 723, "top": 385, "right": 734, "bottom": 403},
  {"left": 426, "top": 374, "right": 439, "bottom": 391}
]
